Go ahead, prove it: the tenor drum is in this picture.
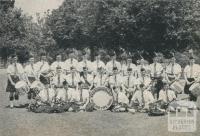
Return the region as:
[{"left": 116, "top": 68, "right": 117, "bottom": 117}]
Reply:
[
  {"left": 15, "top": 81, "right": 29, "bottom": 95},
  {"left": 90, "top": 86, "right": 113, "bottom": 110},
  {"left": 189, "top": 83, "right": 200, "bottom": 97},
  {"left": 170, "top": 81, "right": 184, "bottom": 94}
]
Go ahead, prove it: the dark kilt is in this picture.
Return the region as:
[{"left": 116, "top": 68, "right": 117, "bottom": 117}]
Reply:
[{"left": 6, "top": 75, "right": 20, "bottom": 93}]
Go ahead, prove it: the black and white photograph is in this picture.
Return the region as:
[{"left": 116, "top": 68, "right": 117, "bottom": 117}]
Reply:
[{"left": 0, "top": 0, "right": 200, "bottom": 136}]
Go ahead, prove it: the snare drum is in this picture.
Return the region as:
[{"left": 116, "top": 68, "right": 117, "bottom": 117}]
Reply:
[
  {"left": 189, "top": 83, "right": 200, "bottom": 97},
  {"left": 170, "top": 81, "right": 184, "bottom": 94},
  {"left": 15, "top": 81, "right": 29, "bottom": 95},
  {"left": 90, "top": 86, "right": 113, "bottom": 110}
]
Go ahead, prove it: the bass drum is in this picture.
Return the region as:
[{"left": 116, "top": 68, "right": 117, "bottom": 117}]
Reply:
[
  {"left": 189, "top": 83, "right": 200, "bottom": 97},
  {"left": 90, "top": 86, "right": 113, "bottom": 110}
]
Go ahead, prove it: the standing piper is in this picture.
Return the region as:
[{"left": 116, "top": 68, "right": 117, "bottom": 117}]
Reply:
[
  {"left": 6, "top": 54, "right": 24, "bottom": 108},
  {"left": 24, "top": 54, "right": 38, "bottom": 105},
  {"left": 106, "top": 51, "right": 121, "bottom": 76},
  {"left": 149, "top": 54, "right": 163, "bottom": 99},
  {"left": 165, "top": 53, "right": 182, "bottom": 94},
  {"left": 50, "top": 54, "right": 66, "bottom": 73},
  {"left": 65, "top": 49, "right": 79, "bottom": 74},
  {"left": 35, "top": 52, "right": 50, "bottom": 86},
  {"left": 184, "top": 51, "right": 200, "bottom": 101}
]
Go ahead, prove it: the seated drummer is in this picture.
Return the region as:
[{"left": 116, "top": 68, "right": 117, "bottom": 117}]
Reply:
[
  {"left": 51, "top": 66, "right": 68, "bottom": 102},
  {"left": 122, "top": 68, "right": 137, "bottom": 102},
  {"left": 184, "top": 53, "right": 200, "bottom": 101},
  {"left": 66, "top": 66, "right": 81, "bottom": 102},
  {"left": 6, "top": 54, "right": 24, "bottom": 108},
  {"left": 24, "top": 54, "right": 38, "bottom": 104},
  {"left": 108, "top": 67, "right": 129, "bottom": 106},
  {"left": 130, "top": 83, "right": 155, "bottom": 111},
  {"left": 165, "top": 53, "right": 181, "bottom": 84},
  {"left": 158, "top": 82, "right": 176, "bottom": 105}
]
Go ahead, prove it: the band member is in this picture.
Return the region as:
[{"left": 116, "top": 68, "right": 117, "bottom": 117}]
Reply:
[
  {"left": 92, "top": 52, "right": 106, "bottom": 74},
  {"left": 78, "top": 51, "right": 93, "bottom": 73},
  {"left": 106, "top": 51, "right": 121, "bottom": 75},
  {"left": 165, "top": 53, "right": 182, "bottom": 83},
  {"left": 149, "top": 55, "right": 163, "bottom": 99},
  {"left": 136, "top": 57, "right": 150, "bottom": 78},
  {"left": 121, "top": 53, "right": 137, "bottom": 76},
  {"left": 50, "top": 54, "right": 66, "bottom": 73},
  {"left": 79, "top": 66, "right": 93, "bottom": 110},
  {"left": 35, "top": 52, "right": 50, "bottom": 86},
  {"left": 131, "top": 84, "right": 155, "bottom": 110},
  {"left": 66, "top": 66, "right": 81, "bottom": 102},
  {"left": 108, "top": 67, "right": 129, "bottom": 105},
  {"left": 184, "top": 55, "right": 200, "bottom": 101},
  {"left": 122, "top": 68, "right": 137, "bottom": 102},
  {"left": 24, "top": 55, "right": 38, "bottom": 103},
  {"left": 52, "top": 66, "right": 68, "bottom": 103},
  {"left": 65, "top": 49, "right": 79, "bottom": 73},
  {"left": 136, "top": 68, "right": 151, "bottom": 89},
  {"left": 159, "top": 82, "right": 176, "bottom": 103},
  {"left": 93, "top": 67, "right": 108, "bottom": 87},
  {"left": 6, "top": 54, "right": 24, "bottom": 108}
]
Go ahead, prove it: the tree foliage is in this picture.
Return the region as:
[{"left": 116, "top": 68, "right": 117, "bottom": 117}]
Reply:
[{"left": 46, "top": 0, "right": 200, "bottom": 60}]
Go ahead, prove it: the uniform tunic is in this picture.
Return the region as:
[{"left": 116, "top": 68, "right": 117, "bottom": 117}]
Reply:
[
  {"left": 50, "top": 61, "right": 66, "bottom": 72},
  {"left": 78, "top": 60, "right": 93, "bottom": 72},
  {"left": 92, "top": 60, "right": 106, "bottom": 73},
  {"left": 65, "top": 58, "right": 79, "bottom": 72},
  {"left": 166, "top": 63, "right": 182, "bottom": 81},
  {"left": 106, "top": 60, "right": 121, "bottom": 74},
  {"left": 149, "top": 63, "right": 163, "bottom": 78}
]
